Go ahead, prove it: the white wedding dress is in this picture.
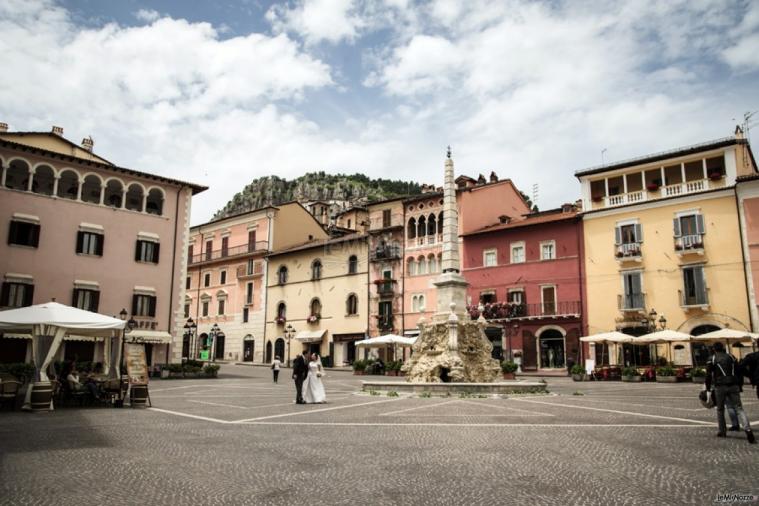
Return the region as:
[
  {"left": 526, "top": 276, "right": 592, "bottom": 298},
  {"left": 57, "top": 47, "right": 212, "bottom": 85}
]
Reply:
[{"left": 302, "top": 360, "right": 326, "bottom": 404}]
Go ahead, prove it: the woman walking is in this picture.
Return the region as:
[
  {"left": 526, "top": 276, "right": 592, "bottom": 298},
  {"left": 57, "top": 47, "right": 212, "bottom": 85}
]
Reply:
[{"left": 271, "top": 355, "right": 282, "bottom": 383}]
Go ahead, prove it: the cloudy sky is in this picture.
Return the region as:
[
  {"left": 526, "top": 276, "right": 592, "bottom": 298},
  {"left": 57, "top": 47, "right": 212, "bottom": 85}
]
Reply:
[{"left": 1, "top": 0, "right": 758, "bottom": 224}]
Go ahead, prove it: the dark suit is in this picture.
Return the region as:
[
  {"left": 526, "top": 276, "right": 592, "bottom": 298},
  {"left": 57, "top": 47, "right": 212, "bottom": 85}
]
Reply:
[{"left": 292, "top": 354, "right": 309, "bottom": 404}]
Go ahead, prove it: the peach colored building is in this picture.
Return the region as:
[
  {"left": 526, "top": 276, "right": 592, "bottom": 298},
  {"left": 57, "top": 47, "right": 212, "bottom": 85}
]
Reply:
[
  {"left": 0, "top": 124, "right": 206, "bottom": 366},
  {"left": 186, "top": 202, "right": 328, "bottom": 364},
  {"left": 402, "top": 175, "right": 531, "bottom": 336},
  {"left": 736, "top": 171, "right": 759, "bottom": 332}
]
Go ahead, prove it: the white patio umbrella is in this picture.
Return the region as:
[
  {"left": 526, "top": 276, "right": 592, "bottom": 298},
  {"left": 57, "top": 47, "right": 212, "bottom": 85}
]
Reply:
[
  {"left": 636, "top": 329, "right": 692, "bottom": 365},
  {"left": 691, "top": 328, "right": 759, "bottom": 341},
  {"left": 0, "top": 302, "right": 126, "bottom": 410},
  {"left": 355, "top": 335, "right": 416, "bottom": 363},
  {"left": 580, "top": 332, "right": 633, "bottom": 366}
]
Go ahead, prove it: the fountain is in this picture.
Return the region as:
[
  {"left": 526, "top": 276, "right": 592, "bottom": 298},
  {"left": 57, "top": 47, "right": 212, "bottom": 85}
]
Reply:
[{"left": 362, "top": 149, "right": 547, "bottom": 396}]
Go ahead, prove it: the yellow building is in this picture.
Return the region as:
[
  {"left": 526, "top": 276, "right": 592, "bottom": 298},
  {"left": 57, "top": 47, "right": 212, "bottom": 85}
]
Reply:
[
  {"left": 577, "top": 129, "right": 757, "bottom": 366},
  {"left": 264, "top": 234, "right": 369, "bottom": 367}
]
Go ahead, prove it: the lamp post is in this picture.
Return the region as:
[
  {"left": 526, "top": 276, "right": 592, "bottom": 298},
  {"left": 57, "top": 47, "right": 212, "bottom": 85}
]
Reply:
[
  {"left": 183, "top": 317, "right": 197, "bottom": 360},
  {"left": 284, "top": 323, "right": 296, "bottom": 368},
  {"left": 209, "top": 323, "right": 220, "bottom": 362},
  {"left": 118, "top": 309, "right": 137, "bottom": 407}
]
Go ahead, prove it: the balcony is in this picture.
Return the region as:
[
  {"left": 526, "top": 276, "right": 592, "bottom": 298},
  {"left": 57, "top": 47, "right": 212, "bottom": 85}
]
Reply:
[
  {"left": 615, "top": 242, "right": 642, "bottom": 262},
  {"left": 591, "top": 177, "right": 725, "bottom": 210},
  {"left": 679, "top": 289, "right": 709, "bottom": 310},
  {"left": 377, "top": 317, "right": 394, "bottom": 332},
  {"left": 374, "top": 279, "right": 397, "bottom": 297},
  {"left": 407, "top": 234, "right": 443, "bottom": 248},
  {"left": 190, "top": 241, "right": 269, "bottom": 266},
  {"left": 468, "top": 301, "right": 581, "bottom": 320},
  {"left": 370, "top": 245, "right": 402, "bottom": 262},
  {"left": 674, "top": 234, "right": 704, "bottom": 256},
  {"left": 618, "top": 293, "right": 645, "bottom": 312},
  {"left": 236, "top": 261, "right": 264, "bottom": 279}
]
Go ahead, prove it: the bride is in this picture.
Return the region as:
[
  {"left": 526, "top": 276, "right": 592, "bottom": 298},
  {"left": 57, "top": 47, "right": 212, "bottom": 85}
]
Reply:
[{"left": 302, "top": 353, "right": 326, "bottom": 404}]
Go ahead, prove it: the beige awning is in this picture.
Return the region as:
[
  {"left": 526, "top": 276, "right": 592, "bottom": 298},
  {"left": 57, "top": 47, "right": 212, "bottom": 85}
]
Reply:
[
  {"left": 0, "top": 333, "right": 104, "bottom": 341},
  {"left": 125, "top": 330, "right": 172, "bottom": 344},
  {"left": 294, "top": 330, "right": 326, "bottom": 343}
]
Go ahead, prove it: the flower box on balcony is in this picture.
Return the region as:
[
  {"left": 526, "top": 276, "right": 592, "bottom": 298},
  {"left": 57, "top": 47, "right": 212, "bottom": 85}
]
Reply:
[
  {"left": 275, "top": 317, "right": 286, "bottom": 325},
  {"left": 591, "top": 195, "right": 603, "bottom": 202},
  {"left": 708, "top": 172, "right": 724, "bottom": 181},
  {"left": 307, "top": 314, "right": 321, "bottom": 324},
  {"left": 646, "top": 183, "right": 660, "bottom": 192}
]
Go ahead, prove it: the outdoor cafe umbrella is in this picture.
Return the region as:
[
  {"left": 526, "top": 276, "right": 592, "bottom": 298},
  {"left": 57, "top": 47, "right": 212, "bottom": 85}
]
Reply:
[
  {"left": 636, "top": 329, "right": 692, "bottom": 364},
  {"left": 690, "top": 328, "right": 759, "bottom": 354},
  {"left": 355, "top": 334, "right": 417, "bottom": 362},
  {"left": 0, "top": 301, "right": 126, "bottom": 410},
  {"left": 579, "top": 332, "right": 633, "bottom": 367}
]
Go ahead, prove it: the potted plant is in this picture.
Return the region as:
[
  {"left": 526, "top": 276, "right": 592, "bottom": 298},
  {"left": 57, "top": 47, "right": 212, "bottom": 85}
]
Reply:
[
  {"left": 275, "top": 316, "right": 286, "bottom": 325},
  {"left": 655, "top": 365, "right": 677, "bottom": 382},
  {"left": 708, "top": 172, "right": 724, "bottom": 180},
  {"left": 570, "top": 364, "right": 586, "bottom": 381},
  {"left": 690, "top": 367, "right": 706, "bottom": 383},
  {"left": 203, "top": 364, "right": 220, "bottom": 378},
  {"left": 646, "top": 182, "right": 660, "bottom": 192},
  {"left": 501, "top": 361, "right": 518, "bottom": 379},
  {"left": 621, "top": 366, "right": 641, "bottom": 382},
  {"left": 307, "top": 314, "right": 321, "bottom": 323},
  {"left": 352, "top": 359, "right": 365, "bottom": 375}
]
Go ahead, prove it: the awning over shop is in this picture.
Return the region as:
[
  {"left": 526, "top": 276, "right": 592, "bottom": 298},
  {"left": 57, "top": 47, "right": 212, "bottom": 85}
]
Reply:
[
  {"left": 295, "top": 330, "right": 326, "bottom": 343},
  {"left": 0, "top": 333, "right": 105, "bottom": 341},
  {"left": 125, "top": 330, "right": 172, "bottom": 344}
]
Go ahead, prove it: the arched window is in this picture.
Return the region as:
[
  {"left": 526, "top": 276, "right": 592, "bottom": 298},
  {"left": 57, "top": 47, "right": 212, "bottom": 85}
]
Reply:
[
  {"left": 125, "top": 183, "right": 144, "bottom": 212},
  {"left": 311, "top": 259, "right": 322, "bottom": 280},
  {"left": 428, "top": 213, "right": 436, "bottom": 236},
  {"left": 438, "top": 212, "right": 443, "bottom": 232},
  {"left": 428, "top": 254, "right": 437, "bottom": 273},
  {"left": 348, "top": 255, "right": 358, "bottom": 274},
  {"left": 274, "top": 338, "right": 285, "bottom": 362},
  {"left": 346, "top": 294, "right": 358, "bottom": 315},
  {"left": 277, "top": 266, "right": 288, "bottom": 285},
  {"left": 104, "top": 179, "right": 124, "bottom": 208},
  {"left": 418, "top": 295, "right": 425, "bottom": 312},
  {"left": 407, "top": 218, "right": 416, "bottom": 239},
  {"left": 310, "top": 298, "right": 322, "bottom": 317},
  {"left": 407, "top": 258, "right": 416, "bottom": 276},
  {"left": 417, "top": 216, "right": 426, "bottom": 237},
  {"left": 57, "top": 170, "right": 79, "bottom": 200},
  {"left": 412, "top": 295, "right": 426, "bottom": 312},
  {"left": 32, "top": 165, "right": 55, "bottom": 196},
  {"left": 81, "top": 174, "right": 102, "bottom": 204},
  {"left": 417, "top": 255, "right": 427, "bottom": 275},
  {"left": 277, "top": 302, "right": 286, "bottom": 319},
  {"left": 5, "top": 160, "right": 30, "bottom": 191},
  {"left": 146, "top": 188, "right": 164, "bottom": 215}
]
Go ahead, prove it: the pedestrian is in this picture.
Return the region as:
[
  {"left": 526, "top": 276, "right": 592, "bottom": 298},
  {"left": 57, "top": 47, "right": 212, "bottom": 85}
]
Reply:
[
  {"left": 292, "top": 350, "right": 309, "bottom": 404},
  {"left": 705, "top": 342, "right": 756, "bottom": 444},
  {"left": 741, "top": 346, "right": 759, "bottom": 400},
  {"left": 271, "top": 355, "right": 281, "bottom": 383}
]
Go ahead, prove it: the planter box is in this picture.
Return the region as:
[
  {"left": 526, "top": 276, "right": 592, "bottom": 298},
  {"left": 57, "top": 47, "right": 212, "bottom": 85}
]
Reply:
[
  {"left": 692, "top": 376, "right": 706, "bottom": 383},
  {"left": 160, "top": 369, "right": 170, "bottom": 379},
  {"left": 621, "top": 375, "right": 641, "bottom": 382},
  {"left": 571, "top": 374, "right": 584, "bottom": 382},
  {"left": 656, "top": 376, "right": 677, "bottom": 383},
  {"left": 502, "top": 372, "right": 516, "bottom": 380}
]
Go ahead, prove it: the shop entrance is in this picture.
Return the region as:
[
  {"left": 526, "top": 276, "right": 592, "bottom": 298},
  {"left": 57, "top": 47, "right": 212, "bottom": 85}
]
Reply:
[
  {"left": 538, "top": 329, "right": 565, "bottom": 368},
  {"left": 243, "top": 337, "right": 255, "bottom": 362}
]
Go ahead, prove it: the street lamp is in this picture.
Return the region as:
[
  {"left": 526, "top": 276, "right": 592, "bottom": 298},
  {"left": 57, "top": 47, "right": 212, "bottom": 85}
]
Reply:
[
  {"left": 117, "top": 310, "right": 137, "bottom": 407},
  {"left": 284, "top": 323, "right": 296, "bottom": 367},
  {"left": 209, "top": 323, "right": 220, "bottom": 362},
  {"left": 183, "top": 317, "right": 197, "bottom": 360}
]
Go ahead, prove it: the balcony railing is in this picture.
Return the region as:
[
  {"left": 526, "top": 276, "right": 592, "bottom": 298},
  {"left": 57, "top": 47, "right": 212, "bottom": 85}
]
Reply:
[
  {"left": 618, "top": 293, "right": 645, "bottom": 311},
  {"left": 236, "top": 261, "right": 264, "bottom": 279},
  {"left": 190, "top": 241, "right": 269, "bottom": 265},
  {"left": 679, "top": 288, "right": 709, "bottom": 308},
  {"left": 467, "top": 301, "right": 581, "bottom": 320},
  {"left": 595, "top": 178, "right": 719, "bottom": 209},
  {"left": 374, "top": 279, "right": 397, "bottom": 297},
  {"left": 674, "top": 234, "right": 704, "bottom": 253},
  {"left": 615, "top": 242, "right": 642, "bottom": 260},
  {"left": 370, "top": 245, "right": 402, "bottom": 262},
  {"left": 407, "top": 234, "right": 443, "bottom": 248}
]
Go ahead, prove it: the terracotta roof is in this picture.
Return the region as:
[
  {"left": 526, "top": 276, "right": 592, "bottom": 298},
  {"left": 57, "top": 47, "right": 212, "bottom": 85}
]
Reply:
[
  {"left": 0, "top": 131, "right": 116, "bottom": 165},
  {"left": 191, "top": 204, "right": 278, "bottom": 229},
  {"left": 267, "top": 232, "right": 367, "bottom": 257},
  {"left": 0, "top": 136, "right": 207, "bottom": 194},
  {"left": 463, "top": 209, "right": 578, "bottom": 236}
]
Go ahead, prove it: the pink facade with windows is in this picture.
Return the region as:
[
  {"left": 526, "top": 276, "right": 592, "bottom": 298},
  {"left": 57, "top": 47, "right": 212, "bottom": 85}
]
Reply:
[
  {"left": 0, "top": 126, "right": 205, "bottom": 367},
  {"left": 461, "top": 207, "right": 585, "bottom": 371}
]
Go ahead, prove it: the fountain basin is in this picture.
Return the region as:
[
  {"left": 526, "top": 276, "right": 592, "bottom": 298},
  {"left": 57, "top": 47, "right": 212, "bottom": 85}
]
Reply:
[{"left": 361, "top": 380, "right": 547, "bottom": 397}]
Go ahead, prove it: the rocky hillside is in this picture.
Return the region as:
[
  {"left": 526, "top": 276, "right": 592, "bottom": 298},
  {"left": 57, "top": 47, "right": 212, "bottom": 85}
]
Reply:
[{"left": 214, "top": 172, "right": 423, "bottom": 219}]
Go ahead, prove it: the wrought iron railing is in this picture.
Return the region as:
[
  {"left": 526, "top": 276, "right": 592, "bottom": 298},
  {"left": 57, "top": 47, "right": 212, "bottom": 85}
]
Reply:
[
  {"left": 370, "top": 245, "right": 402, "bottom": 261},
  {"left": 190, "top": 241, "right": 269, "bottom": 265},
  {"left": 617, "top": 293, "right": 645, "bottom": 311},
  {"left": 467, "top": 301, "right": 581, "bottom": 320}
]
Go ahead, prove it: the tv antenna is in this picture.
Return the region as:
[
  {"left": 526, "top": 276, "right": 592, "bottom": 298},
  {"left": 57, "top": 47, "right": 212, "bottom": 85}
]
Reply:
[{"left": 601, "top": 148, "right": 607, "bottom": 166}]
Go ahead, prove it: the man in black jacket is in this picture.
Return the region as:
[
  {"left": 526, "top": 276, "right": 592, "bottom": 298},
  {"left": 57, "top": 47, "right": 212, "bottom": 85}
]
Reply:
[
  {"left": 742, "top": 347, "right": 759, "bottom": 400},
  {"left": 706, "top": 342, "right": 755, "bottom": 444},
  {"left": 292, "top": 350, "right": 310, "bottom": 404}
]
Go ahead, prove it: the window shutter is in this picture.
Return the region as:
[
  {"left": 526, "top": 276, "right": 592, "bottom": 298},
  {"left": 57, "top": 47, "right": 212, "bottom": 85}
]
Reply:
[
  {"left": 153, "top": 242, "right": 160, "bottom": 263},
  {"left": 31, "top": 224, "right": 40, "bottom": 247},
  {"left": 1, "top": 282, "right": 9, "bottom": 306},
  {"left": 631, "top": 273, "right": 641, "bottom": 295},
  {"left": 132, "top": 294, "right": 138, "bottom": 315},
  {"left": 96, "top": 234, "right": 104, "bottom": 256},
  {"left": 23, "top": 284, "right": 34, "bottom": 307},
  {"left": 76, "top": 231, "right": 84, "bottom": 254},
  {"left": 72, "top": 288, "right": 80, "bottom": 307},
  {"left": 695, "top": 214, "right": 705, "bottom": 235},
  {"left": 149, "top": 296, "right": 157, "bottom": 317},
  {"left": 623, "top": 273, "right": 632, "bottom": 295},
  {"left": 694, "top": 266, "right": 706, "bottom": 304},
  {"left": 614, "top": 227, "right": 621, "bottom": 245},
  {"left": 634, "top": 224, "right": 642, "bottom": 243},
  {"left": 92, "top": 291, "right": 100, "bottom": 312},
  {"left": 7, "top": 221, "right": 18, "bottom": 245},
  {"left": 673, "top": 218, "right": 681, "bottom": 237},
  {"left": 135, "top": 241, "right": 142, "bottom": 262}
]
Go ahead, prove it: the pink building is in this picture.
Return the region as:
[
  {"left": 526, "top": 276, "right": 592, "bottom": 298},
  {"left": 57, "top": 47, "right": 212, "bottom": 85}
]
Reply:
[
  {"left": 737, "top": 172, "right": 759, "bottom": 331},
  {"left": 402, "top": 174, "right": 531, "bottom": 337},
  {"left": 461, "top": 205, "right": 585, "bottom": 371},
  {"left": 0, "top": 124, "right": 205, "bottom": 366}
]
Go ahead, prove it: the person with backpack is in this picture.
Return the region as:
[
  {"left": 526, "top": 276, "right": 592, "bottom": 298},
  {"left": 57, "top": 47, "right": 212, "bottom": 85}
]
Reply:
[
  {"left": 741, "top": 347, "right": 759, "bottom": 400},
  {"left": 705, "top": 342, "right": 755, "bottom": 444}
]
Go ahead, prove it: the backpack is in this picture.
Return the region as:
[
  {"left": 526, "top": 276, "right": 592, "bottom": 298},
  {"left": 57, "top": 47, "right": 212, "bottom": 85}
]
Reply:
[{"left": 709, "top": 352, "right": 739, "bottom": 386}]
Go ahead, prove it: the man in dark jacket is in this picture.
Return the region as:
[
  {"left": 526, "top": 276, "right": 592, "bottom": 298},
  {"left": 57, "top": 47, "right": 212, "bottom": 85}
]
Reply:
[
  {"left": 706, "top": 342, "right": 755, "bottom": 444},
  {"left": 741, "top": 348, "right": 759, "bottom": 400},
  {"left": 292, "top": 350, "right": 310, "bottom": 404}
]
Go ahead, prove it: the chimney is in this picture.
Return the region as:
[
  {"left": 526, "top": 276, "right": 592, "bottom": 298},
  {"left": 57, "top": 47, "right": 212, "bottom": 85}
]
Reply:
[
  {"left": 477, "top": 174, "right": 486, "bottom": 185},
  {"left": 0, "top": 122, "right": 7, "bottom": 133},
  {"left": 81, "top": 136, "right": 94, "bottom": 152},
  {"left": 735, "top": 125, "right": 745, "bottom": 140},
  {"left": 561, "top": 203, "right": 574, "bottom": 213},
  {"left": 489, "top": 171, "right": 498, "bottom": 183},
  {"left": 51, "top": 126, "right": 64, "bottom": 136}
]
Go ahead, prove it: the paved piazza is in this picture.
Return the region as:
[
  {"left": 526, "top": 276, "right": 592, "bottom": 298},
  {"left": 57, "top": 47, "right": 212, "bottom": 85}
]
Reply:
[{"left": 1, "top": 365, "right": 757, "bottom": 506}]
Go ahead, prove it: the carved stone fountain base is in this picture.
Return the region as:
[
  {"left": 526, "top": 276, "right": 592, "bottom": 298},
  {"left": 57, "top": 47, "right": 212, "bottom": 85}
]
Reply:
[{"left": 360, "top": 380, "right": 548, "bottom": 397}]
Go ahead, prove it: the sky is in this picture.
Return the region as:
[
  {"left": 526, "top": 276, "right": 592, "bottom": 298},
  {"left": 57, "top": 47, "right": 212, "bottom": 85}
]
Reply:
[{"left": 1, "top": 0, "right": 758, "bottom": 225}]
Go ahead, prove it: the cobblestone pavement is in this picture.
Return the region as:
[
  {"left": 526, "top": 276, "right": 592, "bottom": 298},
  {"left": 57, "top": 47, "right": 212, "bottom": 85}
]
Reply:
[{"left": 1, "top": 365, "right": 757, "bottom": 506}]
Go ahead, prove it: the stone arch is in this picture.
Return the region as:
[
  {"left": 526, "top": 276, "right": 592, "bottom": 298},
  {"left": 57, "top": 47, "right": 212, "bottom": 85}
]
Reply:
[
  {"left": 274, "top": 338, "right": 285, "bottom": 362},
  {"left": 407, "top": 217, "right": 416, "bottom": 239},
  {"left": 535, "top": 325, "right": 567, "bottom": 337},
  {"left": 407, "top": 257, "right": 416, "bottom": 276},
  {"left": 309, "top": 297, "right": 322, "bottom": 317},
  {"left": 536, "top": 325, "right": 566, "bottom": 369},
  {"left": 427, "top": 213, "right": 436, "bottom": 236},
  {"left": 104, "top": 177, "right": 125, "bottom": 208},
  {"left": 146, "top": 187, "right": 164, "bottom": 215},
  {"left": 32, "top": 164, "right": 55, "bottom": 196},
  {"left": 80, "top": 173, "right": 102, "bottom": 204},
  {"left": 416, "top": 255, "right": 427, "bottom": 275},
  {"left": 417, "top": 215, "right": 426, "bottom": 237},
  {"left": 57, "top": 169, "right": 80, "bottom": 199},
  {"left": 4, "top": 158, "right": 31, "bottom": 190},
  {"left": 125, "top": 182, "right": 145, "bottom": 212},
  {"left": 276, "top": 301, "right": 287, "bottom": 319},
  {"left": 427, "top": 253, "right": 437, "bottom": 273}
]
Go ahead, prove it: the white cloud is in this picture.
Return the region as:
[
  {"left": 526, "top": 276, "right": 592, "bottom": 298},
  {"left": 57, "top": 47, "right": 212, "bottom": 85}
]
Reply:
[
  {"left": 134, "top": 9, "right": 161, "bottom": 23},
  {"left": 267, "top": 0, "right": 363, "bottom": 45}
]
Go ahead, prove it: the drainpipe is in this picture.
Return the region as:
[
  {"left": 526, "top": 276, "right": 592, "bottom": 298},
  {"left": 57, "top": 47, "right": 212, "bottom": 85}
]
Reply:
[
  {"left": 735, "top": 186, "right": 756, "bottom": 332},
  {"left": 576, "top": 215, "right": 587, "bottom": 365},
  {"left": 167, "top": 184, "right": 184, "bottom": 363},
  {"left": 262, "top": 210, "right": 274, "bottom": 364}
]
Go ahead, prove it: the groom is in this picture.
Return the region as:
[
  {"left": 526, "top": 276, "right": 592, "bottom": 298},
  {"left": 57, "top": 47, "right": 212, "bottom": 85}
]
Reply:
[{"left": 292, "top": 350, "right": 309, "bottom": 404}]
